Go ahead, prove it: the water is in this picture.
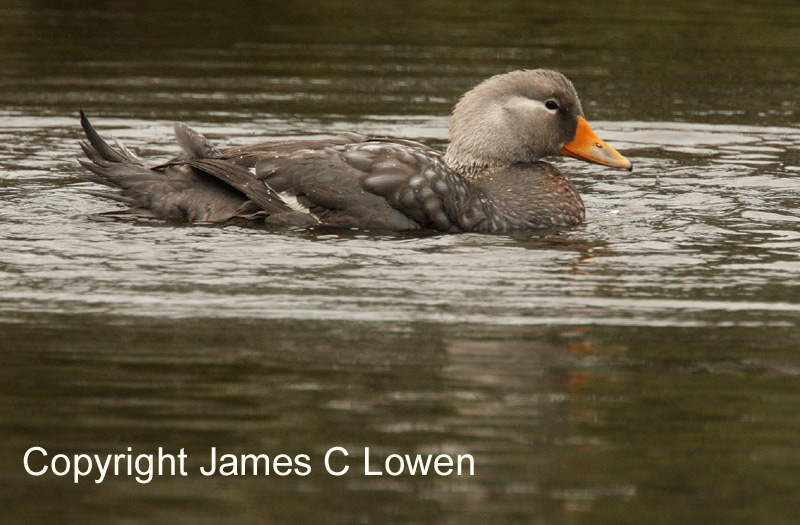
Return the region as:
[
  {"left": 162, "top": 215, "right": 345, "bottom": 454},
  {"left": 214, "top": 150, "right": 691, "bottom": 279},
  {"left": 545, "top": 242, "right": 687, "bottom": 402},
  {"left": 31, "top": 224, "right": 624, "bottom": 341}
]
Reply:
[{"left": 1, "top": 0, "right": 799, "bottom": 522}]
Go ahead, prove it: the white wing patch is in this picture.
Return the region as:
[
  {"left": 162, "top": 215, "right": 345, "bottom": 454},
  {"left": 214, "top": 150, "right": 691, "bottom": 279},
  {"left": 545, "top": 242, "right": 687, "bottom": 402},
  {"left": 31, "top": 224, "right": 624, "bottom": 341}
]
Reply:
[{"left": 278, "top": 191, "right": 314, "bottom": 215}]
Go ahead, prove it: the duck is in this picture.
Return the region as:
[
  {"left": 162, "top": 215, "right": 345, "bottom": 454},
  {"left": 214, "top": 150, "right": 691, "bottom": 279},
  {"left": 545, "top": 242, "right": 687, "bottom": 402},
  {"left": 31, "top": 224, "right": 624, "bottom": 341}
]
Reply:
[{"left": 78, "top": 69, "right": 631, "bottom": 233}]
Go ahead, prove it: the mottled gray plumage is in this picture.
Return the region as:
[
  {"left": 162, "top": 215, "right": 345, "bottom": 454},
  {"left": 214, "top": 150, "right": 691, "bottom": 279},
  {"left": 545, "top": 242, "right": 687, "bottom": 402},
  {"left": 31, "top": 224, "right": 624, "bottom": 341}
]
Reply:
[{"left": 76, "top": 69, "right": 620, "bottom": 232}]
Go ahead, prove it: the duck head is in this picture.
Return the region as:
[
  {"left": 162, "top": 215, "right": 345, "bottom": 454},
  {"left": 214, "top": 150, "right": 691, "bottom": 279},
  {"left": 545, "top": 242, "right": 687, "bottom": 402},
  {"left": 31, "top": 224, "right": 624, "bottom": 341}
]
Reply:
[{"left": 445, "top": 69, "right": 632, "bottom": 177}]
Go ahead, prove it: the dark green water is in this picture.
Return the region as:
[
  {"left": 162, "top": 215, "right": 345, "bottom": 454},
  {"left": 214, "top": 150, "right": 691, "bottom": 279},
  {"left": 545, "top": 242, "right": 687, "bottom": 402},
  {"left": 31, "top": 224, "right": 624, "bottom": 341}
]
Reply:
[{"left": 1, "top": 0, "right": 799, "bottom": 522}]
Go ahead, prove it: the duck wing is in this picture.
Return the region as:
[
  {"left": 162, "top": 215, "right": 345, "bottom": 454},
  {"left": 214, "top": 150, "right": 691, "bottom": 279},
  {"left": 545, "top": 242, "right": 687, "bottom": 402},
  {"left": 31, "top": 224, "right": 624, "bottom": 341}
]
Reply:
[{"left": 238, "top": 139, "right": 487, "bottom": 231}]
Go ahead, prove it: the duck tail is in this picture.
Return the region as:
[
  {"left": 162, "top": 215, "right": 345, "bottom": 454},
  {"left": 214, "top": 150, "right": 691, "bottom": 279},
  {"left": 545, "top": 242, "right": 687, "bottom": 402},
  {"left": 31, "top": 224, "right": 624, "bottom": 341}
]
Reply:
[
  {"left": 77, "top": 110, "right": 156, "bottom": 190},
  {"left": 76, "top": 111, "right": 258, "bottom": 221},
  {"left": 78, "top": 110, "right": 139, "bottom": 165}
]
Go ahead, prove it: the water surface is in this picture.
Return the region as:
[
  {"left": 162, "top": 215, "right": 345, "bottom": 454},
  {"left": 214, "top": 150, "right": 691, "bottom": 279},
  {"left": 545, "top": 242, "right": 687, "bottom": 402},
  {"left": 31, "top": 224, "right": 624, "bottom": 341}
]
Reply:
[{"left": 1, "top": 0, "right": 799, "bottom": 522}]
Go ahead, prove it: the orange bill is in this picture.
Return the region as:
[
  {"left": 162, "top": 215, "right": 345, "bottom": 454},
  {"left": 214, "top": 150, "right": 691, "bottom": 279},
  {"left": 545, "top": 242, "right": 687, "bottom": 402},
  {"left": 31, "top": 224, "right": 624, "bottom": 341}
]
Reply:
[{"left": 560, "top": 116, "right": 632, "bottom": 171}]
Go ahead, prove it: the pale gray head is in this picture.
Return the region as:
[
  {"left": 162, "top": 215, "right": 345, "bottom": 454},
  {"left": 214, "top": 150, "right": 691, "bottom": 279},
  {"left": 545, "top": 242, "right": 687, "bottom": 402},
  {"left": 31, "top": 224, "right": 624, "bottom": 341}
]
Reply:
[{"left": 445, "top": 69, "right": 585, "bottom": 176}]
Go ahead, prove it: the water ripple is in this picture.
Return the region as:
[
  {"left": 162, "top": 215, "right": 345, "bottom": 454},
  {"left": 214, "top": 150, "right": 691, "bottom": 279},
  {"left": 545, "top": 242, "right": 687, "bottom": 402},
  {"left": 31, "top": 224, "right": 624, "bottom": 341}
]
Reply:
[{"left": 1, "top": 117, "right": 798, "bottom": 327}]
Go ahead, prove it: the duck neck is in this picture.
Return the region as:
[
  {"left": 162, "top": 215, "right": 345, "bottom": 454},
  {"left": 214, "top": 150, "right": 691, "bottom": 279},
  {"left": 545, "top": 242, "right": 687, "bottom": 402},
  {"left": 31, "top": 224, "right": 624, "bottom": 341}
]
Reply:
[{"left": 444, "top": 144, "right": 507, "bottom": 181}]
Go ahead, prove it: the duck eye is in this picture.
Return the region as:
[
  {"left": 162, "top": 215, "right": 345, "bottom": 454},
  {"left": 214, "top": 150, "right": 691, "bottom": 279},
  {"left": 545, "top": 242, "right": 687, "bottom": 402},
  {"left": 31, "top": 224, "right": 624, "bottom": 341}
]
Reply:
[{"left": 545, "top": 100, "right": 559, "bottom": 111}]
